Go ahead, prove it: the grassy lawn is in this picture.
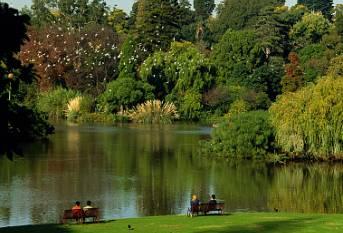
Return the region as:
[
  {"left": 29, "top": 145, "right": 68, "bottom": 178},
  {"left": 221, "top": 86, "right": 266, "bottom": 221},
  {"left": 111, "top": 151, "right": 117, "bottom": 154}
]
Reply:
[{"left": 1, "top": 212, "right": 343, "bottom": 233}]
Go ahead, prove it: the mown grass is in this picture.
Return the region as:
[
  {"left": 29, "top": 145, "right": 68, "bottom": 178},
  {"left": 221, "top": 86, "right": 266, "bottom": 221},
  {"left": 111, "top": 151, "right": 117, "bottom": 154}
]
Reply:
[{"left": 1, "top": 212, "right": 343, "bottom": 233}]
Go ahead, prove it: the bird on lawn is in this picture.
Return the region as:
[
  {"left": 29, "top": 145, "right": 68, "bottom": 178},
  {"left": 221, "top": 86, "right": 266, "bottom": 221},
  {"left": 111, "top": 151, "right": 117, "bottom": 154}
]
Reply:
[
  {"left": 128, "top": 224, "right": 134, "bottom": 230},
  {"left": 274, "top": 208, "right": 279, "bottom": 212}
]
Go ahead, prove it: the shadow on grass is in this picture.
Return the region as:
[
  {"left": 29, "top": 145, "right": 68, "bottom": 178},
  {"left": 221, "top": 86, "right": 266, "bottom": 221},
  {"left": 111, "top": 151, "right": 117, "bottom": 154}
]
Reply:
[
  {"left": 195, "top": 217, "right": 317, "bottom": 233},
  {"left": 0, "top": 224, "right": 72, "bottom": 233}
]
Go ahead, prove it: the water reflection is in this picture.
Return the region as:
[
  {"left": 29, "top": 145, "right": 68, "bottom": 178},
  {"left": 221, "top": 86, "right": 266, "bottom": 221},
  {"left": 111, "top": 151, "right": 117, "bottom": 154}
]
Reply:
[{"left": 0, "top": 123, "right": 342, "bottom": 227}]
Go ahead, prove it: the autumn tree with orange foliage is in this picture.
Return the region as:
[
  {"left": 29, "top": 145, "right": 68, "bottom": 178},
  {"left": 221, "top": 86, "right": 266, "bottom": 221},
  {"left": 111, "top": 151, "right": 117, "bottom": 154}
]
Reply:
[{"left": 281, "top": 52, "right": 304, "bottom": 93}]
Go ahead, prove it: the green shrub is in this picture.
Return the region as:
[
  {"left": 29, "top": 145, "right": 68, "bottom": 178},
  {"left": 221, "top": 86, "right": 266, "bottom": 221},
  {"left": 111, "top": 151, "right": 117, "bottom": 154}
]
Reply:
[
  {"left": 37, "top": 88, "right": 79, "bottom": 120},
  {"left": 79, "top": 95, "right": 95, "bottom": 114},
  {"left": 77, "top": 112, "right": 129, "bottom": 123},
  {"left": 99, "top": 78, "right": 153, "bottom": 113},
  {"left": 206, "top": 111, "right": 276, "bottom": 159}
]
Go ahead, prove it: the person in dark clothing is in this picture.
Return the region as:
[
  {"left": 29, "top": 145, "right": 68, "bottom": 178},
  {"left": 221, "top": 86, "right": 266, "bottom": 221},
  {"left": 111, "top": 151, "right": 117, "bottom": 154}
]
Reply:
[{"left": 209, "top": 194, "right": 217, "bottom": 205}]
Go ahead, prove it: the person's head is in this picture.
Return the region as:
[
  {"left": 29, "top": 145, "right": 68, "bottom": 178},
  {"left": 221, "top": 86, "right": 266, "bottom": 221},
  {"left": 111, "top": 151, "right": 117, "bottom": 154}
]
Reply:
[
  {"left": 192, "top": 194, "right": 197, "bottom": 201},
  {"left": 75, "top": 201, "right": 80, "bottom": 206},
  {"left": 86, "top": 200, "right": 91, "bottom": 206},
  {"left": 211, "top": 194, "right": 216, "bottom": 199}
]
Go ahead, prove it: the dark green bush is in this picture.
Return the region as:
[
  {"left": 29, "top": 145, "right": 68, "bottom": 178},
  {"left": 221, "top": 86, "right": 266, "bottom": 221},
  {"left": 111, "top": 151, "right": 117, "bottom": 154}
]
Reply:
[{"left": 206, "top": 111, "right": 276, "bottom": 159}]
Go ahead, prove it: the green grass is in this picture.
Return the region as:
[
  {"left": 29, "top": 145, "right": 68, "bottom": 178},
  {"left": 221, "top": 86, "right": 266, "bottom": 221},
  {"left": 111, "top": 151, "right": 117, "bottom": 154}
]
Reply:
[{"left": 1, "top": 212, "right": 343, "bottom": 233}]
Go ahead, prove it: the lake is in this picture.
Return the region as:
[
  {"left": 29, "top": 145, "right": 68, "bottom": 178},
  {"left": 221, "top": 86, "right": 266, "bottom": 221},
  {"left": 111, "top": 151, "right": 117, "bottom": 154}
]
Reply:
[{"left": 0, "top": 123, "right": 342, "bottom": 227}]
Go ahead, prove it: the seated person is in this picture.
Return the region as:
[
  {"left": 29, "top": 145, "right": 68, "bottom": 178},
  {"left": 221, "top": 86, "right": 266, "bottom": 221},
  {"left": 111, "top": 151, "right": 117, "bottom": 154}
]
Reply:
[
  {"left": 83, "top": 200, "right": 93, "bottom": 211},
  {"left": 190, "top": 194, "right": 200, "bottom": 207},
  {"left": 72, "top": 201, "right": 84, "bottom": 221},
  {"left": 189, "top": 194, "right": 200, "bottom": 216},
  {"left": 209, "top": 194, "right": 217, "bottom": 205},
  {"left": 72, "top": 201, "right": 82, "bottom": 210},
  {"left": 83, "top": 200, "right": 99, "bottom": 222}
]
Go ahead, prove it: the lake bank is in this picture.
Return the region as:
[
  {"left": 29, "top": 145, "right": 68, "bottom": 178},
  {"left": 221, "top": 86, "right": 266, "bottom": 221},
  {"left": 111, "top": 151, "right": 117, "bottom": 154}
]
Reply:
[{"left": 1, "top": 212, "right": 343, "bottom": 233}]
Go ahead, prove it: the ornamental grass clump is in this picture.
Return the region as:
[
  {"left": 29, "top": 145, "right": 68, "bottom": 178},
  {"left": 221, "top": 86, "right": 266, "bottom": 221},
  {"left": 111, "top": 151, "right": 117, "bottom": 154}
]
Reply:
[
  {"left": 129, "top": 100, "right": 179, "bottom": 124},
  {"left": 65, "top": 96, "right": 82, "bottom": 122}
]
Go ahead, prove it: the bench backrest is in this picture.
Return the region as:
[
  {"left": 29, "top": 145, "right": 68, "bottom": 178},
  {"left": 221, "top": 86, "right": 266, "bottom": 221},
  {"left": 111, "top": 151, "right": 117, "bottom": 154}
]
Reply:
[
  {"left": 63, "top": 209, "right": 84, "bottom": 219},
  {"left": 84, "top": 208, "right": 99, "bottom": 218},
  {"left": 199, "top": 202, "right": 224, "bottom": 212}
]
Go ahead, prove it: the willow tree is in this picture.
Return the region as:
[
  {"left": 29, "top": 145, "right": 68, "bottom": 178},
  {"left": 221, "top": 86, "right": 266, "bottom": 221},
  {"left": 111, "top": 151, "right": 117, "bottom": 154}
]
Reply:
[
  {"left": 270, "top": 75, "right": 343, "bottom": 159},
  {"left": 140, "top": 42, "right": 215, "bottom": 120}
]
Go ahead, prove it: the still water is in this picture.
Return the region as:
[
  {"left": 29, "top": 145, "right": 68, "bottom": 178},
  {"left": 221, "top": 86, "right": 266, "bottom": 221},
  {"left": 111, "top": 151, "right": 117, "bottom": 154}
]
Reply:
[{"left": 0, "top": 123, "right": 342, "bottom": 227}]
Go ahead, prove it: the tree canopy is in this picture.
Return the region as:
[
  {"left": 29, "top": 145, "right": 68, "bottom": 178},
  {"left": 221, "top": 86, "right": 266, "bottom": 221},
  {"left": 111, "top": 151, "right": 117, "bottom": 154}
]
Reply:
[{"left": 0, "top": 3, "right": 53, "bottom": 158}]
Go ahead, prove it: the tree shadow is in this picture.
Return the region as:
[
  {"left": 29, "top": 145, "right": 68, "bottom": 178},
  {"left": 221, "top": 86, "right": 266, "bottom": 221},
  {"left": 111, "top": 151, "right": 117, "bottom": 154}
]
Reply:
[
  {"left": 195, "top": 217, "right": 317, "bottom": 233},
  {"left": 0, "top": 224, "right": 72, "bottom": 233}
]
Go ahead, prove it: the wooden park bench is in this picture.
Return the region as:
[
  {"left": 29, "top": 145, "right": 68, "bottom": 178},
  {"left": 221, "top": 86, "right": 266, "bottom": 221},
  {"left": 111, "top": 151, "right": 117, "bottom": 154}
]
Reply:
[
  {"left": 187, "top": 201, "right": 224, "bottom": 217},
  {"left": 61, "top": 208, "right": 100, "bottom": 224},
  {"left": 201, "top": 202, "right": 224, "bottom": 215}
]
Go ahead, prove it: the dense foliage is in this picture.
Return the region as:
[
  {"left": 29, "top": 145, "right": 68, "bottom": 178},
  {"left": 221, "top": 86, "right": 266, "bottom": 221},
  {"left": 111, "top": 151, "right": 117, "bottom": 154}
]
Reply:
[
  {"left": 205, "top": 111, "right": 276, "bottom": 159},
  {"left": 270, "top": 76, "right": 343, "bottom": 160},
  {"left": 3, "top": 0, "right": 342, "bottom": 160},
  {"left": 0, "top": 3, "right": 53, "bottom": 158}
]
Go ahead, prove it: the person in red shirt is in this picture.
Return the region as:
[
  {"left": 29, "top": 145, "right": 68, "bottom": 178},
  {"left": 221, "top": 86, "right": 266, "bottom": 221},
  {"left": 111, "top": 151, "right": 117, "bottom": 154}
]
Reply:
[{"left": 72, "top": 201, "right": 84, "bottom": 223}]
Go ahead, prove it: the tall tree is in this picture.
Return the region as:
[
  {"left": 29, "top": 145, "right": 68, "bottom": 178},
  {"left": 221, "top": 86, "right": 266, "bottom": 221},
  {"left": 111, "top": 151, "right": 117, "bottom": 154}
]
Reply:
[
  {"left": 20, "top": 24, "right": 120, "bottom": 94},
  {"left": 30, "top": 0, "right": 55, "bottom": 26},
  {"left": 281, "top": 52, "right": 304, "bottom": 93},
  {"left": 30, "top": 0, "right": 108, "bottom": 27},
  {"left": 107, "top": 7, "right": 129, "bottom": 35},
  {"left": 211, "top": 0, "right": 285, "bottom": 40},
  {"left": 297, "top": 0, "right": 333, "bottom": 20},
  {"left": 335, "top": 4, "right": 343, "bottom": 35},
  {"left": 254, "top": 6, "right": 290, "bottom": 59},
  {"left": 0, "top": 3, "right": 53, "bottom": 158},
  {"left": 193, "top": 0, "right": 215, "bottom": 21},
  {"left": 134, "top": 0, "right": 182, "bottom": 55},
  {"left": 290, "top": 12, "right": 330, "bottom": 49}
]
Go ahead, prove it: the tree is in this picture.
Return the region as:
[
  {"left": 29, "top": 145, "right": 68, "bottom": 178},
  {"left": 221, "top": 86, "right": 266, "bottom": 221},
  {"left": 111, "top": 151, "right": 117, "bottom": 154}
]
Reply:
[
  {"left": 30, "top": 0, "right": 108, "bottom": 27},
  {"left": 99, "top": 78, "right": 153, "bottom": 113},
  {"left": 178, "top": 0, "right": 197, "bottom": 42},
  {"left": 290, "top": 12, "right": 330, "bottom": 49},
  {"left": 254, "top": 6, "right": 289, "bottom": 59},
  {"left": 281, "top": 52, "right": 304, "bottom": 92},
  {"left": 127, "top": 1, "right": 139, "bottom": 30},
  {"left": 134, "top": 0, "right": 182, "bottom": 55},
  {"left": 297, "top": 0, "right": 333, "bottom": 20},
  {"left": 107, "top": 7, "right": 128, "bottom": 35},
  {"left": 211, "top": 29, "right": 258, "bottom": 84},
  {"left": 270, "top": 75, "right": 343, "bottom": 159},
  {"left": 298, "top": 43, "right": 329, "bottom": 82},
  {"left": 140, "top": 42, "right": 215, "bottom": 119},
  {"left": 208, "top": 111, "right": 276, "bottom": 159},
  {"left": 327, "top": 55, "right": 343, "bottom": 76},
  {"left": 211, "top": 0, "right": 285, "bottom": 40},
  {"left": 20, "top": 24, "right": 120, "bottom": 95},
  {"left": 0, "top": 3, "right": 53, "bottom": 158},
  {"left": 335, "top": 4, "right": 343, "bottom": 35},
  {"left": 30, "top": 0, "right": 55, "bottom": 26},
  {"left": 193, "top": 0, "right": 215, "bottom": 21}
]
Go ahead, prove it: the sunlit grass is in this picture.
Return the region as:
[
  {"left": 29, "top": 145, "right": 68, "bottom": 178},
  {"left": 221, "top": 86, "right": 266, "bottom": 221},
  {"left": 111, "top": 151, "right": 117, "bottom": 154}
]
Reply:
[{"left": 2, "top": 212, "right": 343, "bottom": 233}]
